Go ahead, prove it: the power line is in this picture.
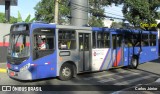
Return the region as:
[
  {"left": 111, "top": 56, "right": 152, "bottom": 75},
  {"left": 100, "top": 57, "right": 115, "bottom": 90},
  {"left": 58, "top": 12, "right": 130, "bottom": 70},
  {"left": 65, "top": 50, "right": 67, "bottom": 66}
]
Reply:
[
  {"left": 70, "top": 2, "right": 124, "bottom": 18},
  {"left": 104, "top": 11, "right": 123, "bottom": 18},
  {"left": 71, "top": 5, "right": 124, "bottom": 18},
  {"left": 59, "top": 1, "right": 124, "bottom": 19}
]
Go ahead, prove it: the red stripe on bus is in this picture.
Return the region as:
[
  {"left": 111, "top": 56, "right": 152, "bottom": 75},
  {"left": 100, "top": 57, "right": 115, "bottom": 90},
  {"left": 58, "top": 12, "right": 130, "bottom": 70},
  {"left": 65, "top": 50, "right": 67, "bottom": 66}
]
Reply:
[
  {"left": 0, "top": 42, "right": 30, "bottom": 47},
  {"left": 113, "top": 49, "right": 122, "bottom": 67}
]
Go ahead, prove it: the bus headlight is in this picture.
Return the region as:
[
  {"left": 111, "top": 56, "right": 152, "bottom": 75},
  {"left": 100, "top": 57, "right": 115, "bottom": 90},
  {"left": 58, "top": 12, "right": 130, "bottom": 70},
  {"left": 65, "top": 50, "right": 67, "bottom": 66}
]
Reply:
[{"left": 20, "top": 63, "right": 30, "bottom": 71}]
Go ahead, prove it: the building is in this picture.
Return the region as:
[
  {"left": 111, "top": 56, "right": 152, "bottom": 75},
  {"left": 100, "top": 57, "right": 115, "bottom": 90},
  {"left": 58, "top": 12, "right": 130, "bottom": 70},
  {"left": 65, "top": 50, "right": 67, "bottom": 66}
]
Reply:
[
  {"left": 0, "top": 23, "right": 11, "bottom": 63},
  {"left": 156, "top": 20, "right": 160, "bottom": 39},
  {"left": 103, "top": 19, "right": 113, "bottom": 28}
]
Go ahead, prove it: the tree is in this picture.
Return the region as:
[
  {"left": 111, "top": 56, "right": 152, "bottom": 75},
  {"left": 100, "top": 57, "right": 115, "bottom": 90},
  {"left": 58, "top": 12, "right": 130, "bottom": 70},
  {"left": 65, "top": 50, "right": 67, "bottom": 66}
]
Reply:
[
  {"left": 122, "top": 0, "right": 160, "bottom": 28},
  {"left": 34, "top": 0, "right": 123, "bottom": 26},
  {"left": 88, "top": 0, "right": 106, "bottom": 27},
  {"left": 89, "top": 0, "right": 123, "bottom": 27},
  {"left": 34, "top": 0, "right": 69, "bottom": 24},
  {"left": 111, "top": 22, "right": 123, "bottom": 28},
  {"left": 17, "top": 11, "right": 35, "bottom": 22},
  {"left": 0, "top": 12, "right": 17, "bottom": 23}
]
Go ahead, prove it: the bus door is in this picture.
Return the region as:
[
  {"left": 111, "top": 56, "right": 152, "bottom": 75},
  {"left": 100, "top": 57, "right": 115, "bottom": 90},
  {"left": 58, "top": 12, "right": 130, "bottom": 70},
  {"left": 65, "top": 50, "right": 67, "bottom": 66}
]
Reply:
[
  {"left": 112, "top": 34, "right": 124, "bottom": 67},
  {"left": 78, "top": 33, "right": 91, "bottom": 72}
]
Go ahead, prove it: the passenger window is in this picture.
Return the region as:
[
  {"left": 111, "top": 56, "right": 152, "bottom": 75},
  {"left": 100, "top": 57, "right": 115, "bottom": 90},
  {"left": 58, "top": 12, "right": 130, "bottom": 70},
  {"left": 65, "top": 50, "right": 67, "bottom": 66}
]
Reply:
[
  {"left": 141, "top": 34, "right": 149, "bottom": 46},
  {"left": 33, "top": 28, "right": 55, "bottom": 60},
  {"left": 132, "top": 34, "right": 140, "bottom": 46},
  {"left": 124, "top": 34, "right": 132, "bottom": 47},
  {"left": 92, "top": 32, "right": 96, "bottom": 48},
  {"left": 97, "top": 32, "right": 110, "bottom": 48},
  {"left": 58, "top": 30, "right": 76, "bottom": 50},
  {"left": 150, "top": 34, "right": 156, "bottom": 46},
  {"left": 116, "top": 35, "right": 123, "bottom": 47},
  {"left": 112, "top": 35, "right": 116, "bottom": 49},
  {"left": 34, "top": 35, "right": 54, "bottom": 50}
]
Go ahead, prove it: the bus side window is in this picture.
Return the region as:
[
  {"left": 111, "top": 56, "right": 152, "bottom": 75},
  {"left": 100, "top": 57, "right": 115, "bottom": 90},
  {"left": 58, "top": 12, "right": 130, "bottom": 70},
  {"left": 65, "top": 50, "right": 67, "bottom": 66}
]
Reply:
[
  {"left": 124, "top": 34, "right": 132, "bottom": 47},
  {"left": 112, "top": 35, "right": 116, "bottom": 49},
  {"left": 97, "top": 32, "right": 110, "bottom": 48},
  {"left": 58, "top": 30, "right": 76, "bottom": 50},
  {"left": 142, "top": 34, "right": 149, "bottom": 46},
  {"left": 150, "top": 34, "right": 156, "bottom": 46},
  {"left": 92, "top": 32, "right": 96, "bottom": 48},
  {"left": 33, "top": 28, "right": 55, "bottom": 60}
]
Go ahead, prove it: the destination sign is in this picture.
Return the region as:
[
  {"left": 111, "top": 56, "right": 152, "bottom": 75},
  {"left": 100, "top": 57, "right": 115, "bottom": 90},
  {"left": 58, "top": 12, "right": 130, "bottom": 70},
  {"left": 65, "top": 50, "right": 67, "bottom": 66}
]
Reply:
[{"left": 11, "top": 24, "right": 29, "bottom": 32}]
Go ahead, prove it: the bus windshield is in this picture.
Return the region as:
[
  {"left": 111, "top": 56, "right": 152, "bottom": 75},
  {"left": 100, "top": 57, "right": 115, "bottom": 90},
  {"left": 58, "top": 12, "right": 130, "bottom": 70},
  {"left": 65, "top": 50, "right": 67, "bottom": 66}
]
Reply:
[{"left": 9, "top": 34, "right": 30, "bottom": 58}]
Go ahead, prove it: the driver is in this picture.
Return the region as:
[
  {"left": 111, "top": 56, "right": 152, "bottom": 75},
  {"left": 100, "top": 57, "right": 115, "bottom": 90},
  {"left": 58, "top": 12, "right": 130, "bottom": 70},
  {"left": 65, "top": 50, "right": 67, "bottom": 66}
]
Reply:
[{"left": 39, "top": 38, "right": 47, "bottom": 50}]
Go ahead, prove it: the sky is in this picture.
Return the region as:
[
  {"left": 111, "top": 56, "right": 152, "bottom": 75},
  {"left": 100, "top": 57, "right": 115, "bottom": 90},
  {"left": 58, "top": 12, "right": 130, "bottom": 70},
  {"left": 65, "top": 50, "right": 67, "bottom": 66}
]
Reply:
[
  {"left": 0, "top": 0, "right": 124, "bottom": 22},
  {"left": 105, "top": 4, "right": 124, "bottom": 22},
  {"left": 0, "top": 0, "right": 40, "bottom": 20}
]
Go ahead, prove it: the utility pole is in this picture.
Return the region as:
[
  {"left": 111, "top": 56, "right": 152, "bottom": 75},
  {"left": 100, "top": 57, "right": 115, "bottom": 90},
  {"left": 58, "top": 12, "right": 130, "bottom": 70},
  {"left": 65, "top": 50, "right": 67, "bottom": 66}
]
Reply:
[
  {"left": 70, "top": 0, "right": 88, "bottom": 26},
  {"left": 54, "top": 0, "right": 59, "bottom": 24},
  {"left": 5, "top": 0, "right": 10, "bottom": 22}
]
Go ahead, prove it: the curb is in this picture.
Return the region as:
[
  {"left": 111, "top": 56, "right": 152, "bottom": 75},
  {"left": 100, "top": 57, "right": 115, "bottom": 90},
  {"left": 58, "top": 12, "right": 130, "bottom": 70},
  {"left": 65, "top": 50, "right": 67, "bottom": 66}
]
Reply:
[{"left": 0, "top": 68, "right": 7, "bottom": 73}]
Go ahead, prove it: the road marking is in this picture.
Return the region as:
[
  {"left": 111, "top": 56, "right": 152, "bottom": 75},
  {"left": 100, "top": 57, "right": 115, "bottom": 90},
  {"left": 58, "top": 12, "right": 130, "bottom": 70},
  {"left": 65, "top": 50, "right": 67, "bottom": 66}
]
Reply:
[
  {"left": 98, "top": 72, "right": 140, "bottom": 83},
  {"left": 0, "top": 68, "right": 7, "bottom": 73},
  {"left": 114, "top": 75, "right": 155, "bottom": 85},
  {"left": 83, "top": 70, "right": 128, "bottom": 80}
]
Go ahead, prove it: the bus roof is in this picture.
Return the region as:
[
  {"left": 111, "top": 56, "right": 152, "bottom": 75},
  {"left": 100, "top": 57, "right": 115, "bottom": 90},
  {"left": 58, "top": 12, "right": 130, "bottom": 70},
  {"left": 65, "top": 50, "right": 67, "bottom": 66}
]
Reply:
[
  {"left": 92, "top": 27, "right": 157, "bottom": 34},
  {"left": 11, "top": 22, "right": 158, "bottom": 35}
]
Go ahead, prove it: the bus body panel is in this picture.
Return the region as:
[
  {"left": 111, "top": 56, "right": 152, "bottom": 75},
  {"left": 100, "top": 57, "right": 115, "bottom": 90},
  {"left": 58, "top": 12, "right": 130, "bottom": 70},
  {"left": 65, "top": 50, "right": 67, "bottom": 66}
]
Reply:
[
  {"left": 7, "top": 57, "right": 33, "bottom": 80},
  {"left": 55, "top": 26, "right": 92, "bottom": 75},
  {"left": 31, "top": 51, "right": 57, "bottom": 79},
  {"left": 92, "top": 48, "right": 112, "bottom": 71},
  {"left": 123, "top": 47, "right": 131, "bottom": 66},
  {"left": 134, "top": 46, "right": 158, "bottom": 64},
  {"left": 112, "top": 48, "right": 124, "bottom": 67},
  {"left": 57, "top": 50, "right": 79, "bottom": 76}
]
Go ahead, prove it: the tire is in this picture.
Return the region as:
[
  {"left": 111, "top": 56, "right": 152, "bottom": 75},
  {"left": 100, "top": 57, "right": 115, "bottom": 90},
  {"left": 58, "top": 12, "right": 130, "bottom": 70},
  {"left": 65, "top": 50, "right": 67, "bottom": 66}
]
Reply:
[
  {"left": 59, "top": 63, "right": 74, "bottom": 81},
  {"left": 130, "top": 57, "right": 138, "bottom": 69}
]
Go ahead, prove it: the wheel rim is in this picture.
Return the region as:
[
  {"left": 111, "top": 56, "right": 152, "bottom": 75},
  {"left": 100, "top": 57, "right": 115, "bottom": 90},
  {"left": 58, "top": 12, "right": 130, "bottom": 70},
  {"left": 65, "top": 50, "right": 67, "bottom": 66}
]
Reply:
[
  {"left": 132, "top": 59, "right": 137, "bottom": 67},
  {"left": 62, "top": 67, "right": 71, "bottom": 77}
]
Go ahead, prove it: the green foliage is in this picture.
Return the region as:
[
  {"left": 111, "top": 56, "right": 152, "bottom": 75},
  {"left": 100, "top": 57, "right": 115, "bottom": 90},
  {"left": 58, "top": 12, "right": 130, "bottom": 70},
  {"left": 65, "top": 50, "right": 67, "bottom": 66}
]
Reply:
[
  {"left": 18, "top": 11, "right": 23, "bottom": 22},
  {"left": 25, "top": 14, "right": 31, "bottom": 22},
  {"left": 122, "top": 0, "right": 160, "bottom": 27},
  {"left": 34, "top": 0, "right": 56, "bottom": 23},
  {"left": 17, "top": 11, "right": 35, "bottom": 22},
  {"left": 34, "top": 0, "right": 121, "bottom": 26},
  {"left": 34, "top": 0, "right": 69, "bottom": 24},
  {"left": 89, "top": 0, "right": 105, "bottom": 27},
  {"left": 0, "top": 12, "right": 17, "bottom": 23},
  {"left": 111, "top": 22, "right": 123, "bottom": 28}
]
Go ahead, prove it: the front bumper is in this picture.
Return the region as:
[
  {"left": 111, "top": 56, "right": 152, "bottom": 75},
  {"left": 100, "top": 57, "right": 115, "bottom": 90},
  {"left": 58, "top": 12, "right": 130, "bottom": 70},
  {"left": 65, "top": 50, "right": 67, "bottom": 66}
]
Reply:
[{"left": 7, "top": 69, "right": 32, "bottom": 80}]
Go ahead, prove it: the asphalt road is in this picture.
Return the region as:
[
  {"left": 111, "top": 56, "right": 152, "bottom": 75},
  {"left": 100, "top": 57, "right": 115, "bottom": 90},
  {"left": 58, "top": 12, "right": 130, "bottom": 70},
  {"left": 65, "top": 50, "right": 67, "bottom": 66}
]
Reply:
[{"left": 0, "top": 58, "right": 160, "bottom": 94}]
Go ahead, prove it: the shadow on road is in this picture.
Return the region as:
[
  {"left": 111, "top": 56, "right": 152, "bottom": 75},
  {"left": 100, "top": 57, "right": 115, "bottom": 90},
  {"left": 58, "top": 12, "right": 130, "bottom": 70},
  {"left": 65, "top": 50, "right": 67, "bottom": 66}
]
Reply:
[{"left": 150, "top": 58, "right": 160, "bottom": 63}]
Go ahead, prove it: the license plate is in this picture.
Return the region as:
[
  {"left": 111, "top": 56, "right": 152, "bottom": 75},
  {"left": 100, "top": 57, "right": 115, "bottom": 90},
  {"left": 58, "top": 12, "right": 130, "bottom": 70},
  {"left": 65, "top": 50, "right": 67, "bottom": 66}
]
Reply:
[{"left": 10, "top": 72, "right": 15, "bottom": 76}]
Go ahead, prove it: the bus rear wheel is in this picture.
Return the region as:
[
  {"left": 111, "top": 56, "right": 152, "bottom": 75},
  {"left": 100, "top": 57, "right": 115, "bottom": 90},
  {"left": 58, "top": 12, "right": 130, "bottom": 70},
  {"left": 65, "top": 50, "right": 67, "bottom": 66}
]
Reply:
[
  {"left": 59, "top": 63, "right": 74, "bottom": 81},
  {"left": 130, "top": 57, "right": 138, "bottom": 69}
]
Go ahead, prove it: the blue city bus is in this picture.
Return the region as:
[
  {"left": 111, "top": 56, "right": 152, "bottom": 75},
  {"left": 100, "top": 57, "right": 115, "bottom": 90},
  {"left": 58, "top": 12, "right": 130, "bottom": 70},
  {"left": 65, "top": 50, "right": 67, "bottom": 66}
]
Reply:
[{"left": 6, "top": 22, "right": 158, "bottom": 80}]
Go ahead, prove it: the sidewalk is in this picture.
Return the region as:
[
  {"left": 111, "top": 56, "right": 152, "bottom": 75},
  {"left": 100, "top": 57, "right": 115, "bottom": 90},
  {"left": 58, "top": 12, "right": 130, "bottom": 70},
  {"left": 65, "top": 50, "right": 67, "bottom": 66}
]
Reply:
[{"left": 0, "top": 63, "right": 7, "bottom": 73}]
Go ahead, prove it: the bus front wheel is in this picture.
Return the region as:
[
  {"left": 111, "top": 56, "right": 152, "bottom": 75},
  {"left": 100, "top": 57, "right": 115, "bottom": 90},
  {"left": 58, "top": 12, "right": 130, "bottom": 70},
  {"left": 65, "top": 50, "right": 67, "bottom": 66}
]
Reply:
[
  {"left": 130, "top": 57, "right": 138, "bottom": 69},
  {"left": 59, "top": 63, "right": 74, "bottom": 81}
]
